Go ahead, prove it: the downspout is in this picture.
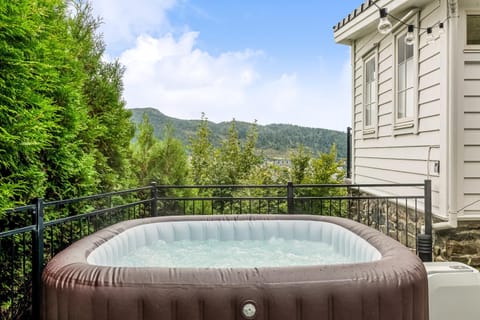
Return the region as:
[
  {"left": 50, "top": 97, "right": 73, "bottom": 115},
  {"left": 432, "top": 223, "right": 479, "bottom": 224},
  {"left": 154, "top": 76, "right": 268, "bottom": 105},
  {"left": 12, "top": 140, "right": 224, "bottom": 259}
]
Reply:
[
  {"left": 433, "top": 0, "right": 458, "bottom": 231},
  {"left": 350, "top": 39, "right": 356, "bottom": 183}
]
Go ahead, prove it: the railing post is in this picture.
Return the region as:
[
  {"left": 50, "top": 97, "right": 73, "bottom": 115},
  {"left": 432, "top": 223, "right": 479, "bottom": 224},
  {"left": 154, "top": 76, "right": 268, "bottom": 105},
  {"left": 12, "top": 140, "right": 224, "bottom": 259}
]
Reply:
[
  {"left": 32, "top": 198, "right": 44, "bottom": 320},
  {"left": 417, "top": 180, "right": 433, "bottom": 262},
  {"left": 151, "top": 182, "right": 158, "bottom": 217},
  {"left": 287, "top": 182, "right": 294, "bottom": 214},
  {"left": 346, "top": 126, "right": 352, "bottom": 179}
]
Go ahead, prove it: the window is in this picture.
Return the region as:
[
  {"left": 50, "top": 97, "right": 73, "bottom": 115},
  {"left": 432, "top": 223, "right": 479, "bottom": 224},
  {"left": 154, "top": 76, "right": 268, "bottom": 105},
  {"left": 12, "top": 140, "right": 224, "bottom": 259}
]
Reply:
[
  {"left": 467, "top": 14, "right": 480, "bottom": 45},
  {"left": 364, "top": 56, "right": 376, "bottom": 128},
  {"left": 396, "top": 33, "right": 414, "bottom": 121}
]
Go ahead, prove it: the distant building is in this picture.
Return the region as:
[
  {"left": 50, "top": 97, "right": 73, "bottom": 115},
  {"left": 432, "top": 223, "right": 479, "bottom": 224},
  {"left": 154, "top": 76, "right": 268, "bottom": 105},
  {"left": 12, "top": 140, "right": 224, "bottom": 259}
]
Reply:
[{"left": 265, "top": 158, "right": 292, "bottom": 167}]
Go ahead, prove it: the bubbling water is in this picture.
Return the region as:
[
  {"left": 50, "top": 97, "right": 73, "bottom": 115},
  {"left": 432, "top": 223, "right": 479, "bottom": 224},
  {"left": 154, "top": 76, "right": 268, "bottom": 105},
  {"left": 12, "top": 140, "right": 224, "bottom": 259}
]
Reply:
[{"left": 113, "top": 237, "right": 355, "bottom": 268}]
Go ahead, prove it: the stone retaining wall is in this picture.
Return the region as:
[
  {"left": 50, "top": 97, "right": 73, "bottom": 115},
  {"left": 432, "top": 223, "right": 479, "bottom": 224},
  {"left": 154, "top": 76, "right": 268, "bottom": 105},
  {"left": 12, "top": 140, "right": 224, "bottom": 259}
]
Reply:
[
  {"left": 434, "top": 221, "right": 480, "bottom": 268},
  {"left": 349, "top": 190, "right": 480, "bottom": 268},
  {"left": 347, "top": 191, "right": 424, "bottom": 252}
]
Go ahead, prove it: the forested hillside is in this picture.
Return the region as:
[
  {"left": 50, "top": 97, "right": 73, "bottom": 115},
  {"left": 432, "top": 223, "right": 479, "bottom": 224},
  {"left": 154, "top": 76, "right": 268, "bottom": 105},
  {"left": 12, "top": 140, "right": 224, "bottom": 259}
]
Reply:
[{"left": 130, "top": 108, "right": 347, "bottom": 158}]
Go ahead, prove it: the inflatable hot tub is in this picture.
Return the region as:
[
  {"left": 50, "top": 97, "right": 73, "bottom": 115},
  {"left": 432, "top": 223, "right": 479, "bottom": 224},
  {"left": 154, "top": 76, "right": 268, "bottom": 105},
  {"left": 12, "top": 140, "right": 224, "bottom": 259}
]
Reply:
[{"left": 42, "top": 215, "right": 428, "bottom": 320}]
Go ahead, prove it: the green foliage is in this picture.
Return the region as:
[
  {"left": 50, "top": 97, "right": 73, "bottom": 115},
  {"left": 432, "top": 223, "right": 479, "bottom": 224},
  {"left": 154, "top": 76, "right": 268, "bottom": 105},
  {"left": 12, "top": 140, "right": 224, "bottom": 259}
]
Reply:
[
  {"left": 0, "top": 0, "right": 50, "bottom": 204},
  {"left": 242, "top": 163, "right": 289, "bottom": 185},
  {"left": 131, "top": 114, "right": 163, "bottom": 186},
  {"left": 157, "top": 124, "right": 189, "bottom": 186},
  {"left": 190, "top": 117, "right": 261, "bottom": 186},
  {"left": 213, "top": 120, "right": 261, "bottom": 185},
  {"left": 290, "top": 145, "right": 312, "bottom": 184},
  {"left": 130, "top": 107, "right": 348, "bottom": 159},
  {"left": 308, "top": 144, "right": 346, "bottom": 186},
  {"left": 189, "top": 113, "right": 215, "bottom": 185},
  {"left": 69, "top": 0, "right": 134, "bottom": 191},
  {"left": 0, "top": 0, "right": 134, "bottom": 212},
  {"left": 294, "top": 144, "right": 347, "bottom": 215},
  {"left": 131, "top": 114, "right": 189, "bottom": 189}
]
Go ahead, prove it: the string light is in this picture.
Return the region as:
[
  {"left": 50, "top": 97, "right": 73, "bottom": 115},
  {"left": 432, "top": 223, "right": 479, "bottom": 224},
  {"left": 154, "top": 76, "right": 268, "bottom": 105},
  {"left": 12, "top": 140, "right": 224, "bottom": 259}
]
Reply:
[
  {"left": 438, "top": 22, "right": 445, "bottom": 35},
  {"left": 404, "top": 25, "right": 415, "bottom": 46},
  {"left": 377, "top": 8, "right": 393, "bottom": 34},
  {"left": 373, "top": 3, "right": 450, "bottom": 46},
  {"left": 426, "top": 27, "right": 435, "bottom": 44}
]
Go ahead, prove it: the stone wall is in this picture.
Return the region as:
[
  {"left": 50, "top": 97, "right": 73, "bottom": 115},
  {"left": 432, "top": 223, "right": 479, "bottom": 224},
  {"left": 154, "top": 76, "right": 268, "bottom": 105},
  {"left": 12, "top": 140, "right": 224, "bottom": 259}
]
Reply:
[
  {"left": 348, "top": 189, "right": 480, "bottom": 268},
  {"left": 347, "top": 190, "right": 425, "bottom": 253},
  {"left": 434, "top": 221, "right": 480, "bottom": 268}
]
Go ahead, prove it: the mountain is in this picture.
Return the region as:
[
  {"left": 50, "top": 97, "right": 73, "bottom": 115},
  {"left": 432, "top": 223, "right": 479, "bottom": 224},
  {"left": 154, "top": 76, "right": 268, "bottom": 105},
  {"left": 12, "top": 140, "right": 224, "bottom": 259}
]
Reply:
[{"left": 130, "top": 108, "right": 347, "bottom": 159}]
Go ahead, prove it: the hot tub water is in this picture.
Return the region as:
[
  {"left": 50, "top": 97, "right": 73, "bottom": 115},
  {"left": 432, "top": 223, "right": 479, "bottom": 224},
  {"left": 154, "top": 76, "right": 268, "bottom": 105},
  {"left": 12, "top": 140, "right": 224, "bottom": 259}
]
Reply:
[
  {"left": 86, "top": 219, "right": 382, "bottom": 267},
  {"left": 111, "top": 238, "right": 355, "bottom": 268}
]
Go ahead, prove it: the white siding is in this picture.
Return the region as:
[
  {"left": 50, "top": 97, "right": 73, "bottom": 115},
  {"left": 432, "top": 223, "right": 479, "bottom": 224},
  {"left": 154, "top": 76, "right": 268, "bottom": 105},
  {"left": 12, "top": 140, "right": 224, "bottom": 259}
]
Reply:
[
  {"left": 462, "top": 58, "right": 480, "bottom": 216},
  {"left": 456, "top": 0, "right": 480, "bottom": 218},
  {"left": 351, "top": 2, "right": 444, "bottom": 214}
]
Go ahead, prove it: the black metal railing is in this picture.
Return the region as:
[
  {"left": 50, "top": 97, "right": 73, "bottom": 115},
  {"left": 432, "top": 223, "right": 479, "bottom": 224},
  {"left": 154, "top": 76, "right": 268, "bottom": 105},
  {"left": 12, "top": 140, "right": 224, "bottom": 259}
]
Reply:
[
  {"left": 0, "top": 181, "right": 432, "bottom": 320},
  {"left": 0, "top": 186, "right": 153, "bottom": 320}
]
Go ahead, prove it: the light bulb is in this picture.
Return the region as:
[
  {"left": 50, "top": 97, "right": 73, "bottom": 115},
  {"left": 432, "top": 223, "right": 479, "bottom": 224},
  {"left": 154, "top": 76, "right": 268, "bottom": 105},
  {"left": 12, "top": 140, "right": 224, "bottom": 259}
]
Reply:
[
  {"left": 405, "top": 25, "right": 415, "bottom": 46},
  {"left": 438, "top": 22, "right": 445, "bottom": 35},
  {"left": 426, "top": 27, "right": 435, "bottom": 44},
  {"left": 378, "top": 8, "right": 392, "bottom": 34}
]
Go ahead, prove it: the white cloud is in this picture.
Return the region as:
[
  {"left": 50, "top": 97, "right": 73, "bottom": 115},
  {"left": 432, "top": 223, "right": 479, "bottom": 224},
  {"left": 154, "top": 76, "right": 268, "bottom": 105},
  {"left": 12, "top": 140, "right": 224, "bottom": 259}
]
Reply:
[
  {"left": 91, "top": 0, "right": 177, "bottom": 53},
  {"left": 119, "top": 32, "right": 263, "bottom": 120},
  {"left": 119, "top": 32, "right": 351, "bottom": 131}
]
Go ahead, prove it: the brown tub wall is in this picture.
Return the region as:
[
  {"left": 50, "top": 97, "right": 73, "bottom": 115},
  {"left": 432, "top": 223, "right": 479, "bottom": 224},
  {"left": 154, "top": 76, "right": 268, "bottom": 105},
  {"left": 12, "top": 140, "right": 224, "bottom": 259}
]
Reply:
[{"left": 42, "top": 214, "right": 429, "bottom": 320}]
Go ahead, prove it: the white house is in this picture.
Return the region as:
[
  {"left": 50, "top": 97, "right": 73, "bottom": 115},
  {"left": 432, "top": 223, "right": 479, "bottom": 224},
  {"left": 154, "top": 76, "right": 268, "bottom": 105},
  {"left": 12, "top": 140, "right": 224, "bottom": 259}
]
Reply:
[{"left": 334, "top": 0, "right": 480, "bottom": 234}]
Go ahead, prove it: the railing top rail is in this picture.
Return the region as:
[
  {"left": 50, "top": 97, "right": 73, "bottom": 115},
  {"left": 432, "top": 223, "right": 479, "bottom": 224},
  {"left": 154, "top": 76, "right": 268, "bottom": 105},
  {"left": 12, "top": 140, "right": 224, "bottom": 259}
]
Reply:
[
  {"left": 44, "top": 199, "right": 152, "bottom": 228},
  {"left": 159, "top": 196, "right": 287, "bottom": 201},
  {"left": 156, "top": 183, "right": 426, "bottom": 189},
  {"left": 44, "top": 186, "right": 152, "bottom": 207},
  {"left": 297, "top": 195, "right": 425, "bottom": 200},
  {"left": 346, "top": 183, "right": 425, "bottom": 188},
  {"left": 3, "top": 204, "right": 36, "bottom": 214},
  {"left": 158, "top": 195, "right": 425, "bottom": 201},
  {"left": 0, "top": 224, "right": 35, "bottom": 238},
  {"left": 156, "top": 184, "right": 287, "bottom": 189}
]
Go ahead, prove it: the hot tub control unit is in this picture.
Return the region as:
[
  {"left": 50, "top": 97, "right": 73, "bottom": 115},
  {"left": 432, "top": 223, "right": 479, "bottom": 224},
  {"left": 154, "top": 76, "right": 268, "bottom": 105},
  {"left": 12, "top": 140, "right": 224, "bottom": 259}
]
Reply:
[{"left": 424, "top": 262, "right": 480, "bottom": 320}]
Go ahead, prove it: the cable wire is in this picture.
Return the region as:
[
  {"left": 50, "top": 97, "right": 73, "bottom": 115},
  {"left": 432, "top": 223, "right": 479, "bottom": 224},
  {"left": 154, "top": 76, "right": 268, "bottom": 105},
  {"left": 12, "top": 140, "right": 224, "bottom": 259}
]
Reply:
[{"left": 372, "top": 0, "right": 451, "bottom": 32}]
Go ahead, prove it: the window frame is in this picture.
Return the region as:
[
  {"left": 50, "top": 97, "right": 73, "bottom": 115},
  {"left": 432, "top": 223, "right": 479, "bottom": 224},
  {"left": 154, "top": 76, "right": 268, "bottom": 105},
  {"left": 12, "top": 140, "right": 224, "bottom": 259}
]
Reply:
[
  {"left": 362, "top": 50, "right": 378, "bottom": 135},
  {"left": 465, "top": 11, "right": 480, "bottom": 50},
  {"left": 393, "top": 21, "right": 418, "bottom": 133}
]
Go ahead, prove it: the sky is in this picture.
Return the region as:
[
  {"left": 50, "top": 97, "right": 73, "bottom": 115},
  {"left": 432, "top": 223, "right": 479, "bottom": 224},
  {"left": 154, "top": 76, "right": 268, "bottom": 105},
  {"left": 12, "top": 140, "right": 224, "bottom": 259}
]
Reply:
[{"left": 90, "top": 1, "right": 361, "bottom": 131}]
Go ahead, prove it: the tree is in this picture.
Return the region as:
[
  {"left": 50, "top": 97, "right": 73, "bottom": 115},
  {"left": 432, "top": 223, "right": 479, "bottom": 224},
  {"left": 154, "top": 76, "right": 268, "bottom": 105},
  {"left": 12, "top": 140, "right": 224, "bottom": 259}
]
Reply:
[
  {"left": 290, "top": 145, "right": 312, "bottom": 184},
  {"left": 131, "top": 114, "right": 163, "bottom": 186},
  {"left": 131, "top": 114, "right": 189, "bottom": 187},
  {"left": 215, "top": 120, "right": 242, "bottom": 185},
  {"left": 0, "top": 0, "right": 102, "bottom": 210},
  {"left": 212, "top": 120, "right": 261, "bottom": 185},
  {"left": 308, "top": 144, "right": 345, "bottom": 186},
  {"left": 156, "top": 124, "right": 189, "bottom": 186},
  {"left": 189, "top": 113, "right": 215, "bottom": 185},
  {"left": 69, "top": 0, "right": 134, "bottom": 191},
  {"left": 240, "top": 120, "right": 262, "bottom": 178}
]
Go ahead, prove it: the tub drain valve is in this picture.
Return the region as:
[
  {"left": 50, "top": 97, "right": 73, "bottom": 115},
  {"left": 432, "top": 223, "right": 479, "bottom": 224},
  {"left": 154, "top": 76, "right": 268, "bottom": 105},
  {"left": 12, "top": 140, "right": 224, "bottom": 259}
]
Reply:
[{"left": 241, "top": 300, "right": 257, "bottom": 319}]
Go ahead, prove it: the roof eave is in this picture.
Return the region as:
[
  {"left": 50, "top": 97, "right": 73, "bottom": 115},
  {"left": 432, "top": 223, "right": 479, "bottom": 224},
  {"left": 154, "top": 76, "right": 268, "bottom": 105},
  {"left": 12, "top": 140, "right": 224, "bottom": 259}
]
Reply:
[
  {"left": 334, "top": 5, "right": 379, "bottom": 45},
  {"left": 333, "top": 0, "right": 430, "bottom": 46}
]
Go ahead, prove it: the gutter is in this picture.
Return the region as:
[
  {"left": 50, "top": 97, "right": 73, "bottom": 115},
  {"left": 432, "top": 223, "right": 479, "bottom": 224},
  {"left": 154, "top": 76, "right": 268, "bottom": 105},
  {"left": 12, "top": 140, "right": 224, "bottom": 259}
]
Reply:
[{"left": 433, "top": 0, "right": 458, "bottom": 231}]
